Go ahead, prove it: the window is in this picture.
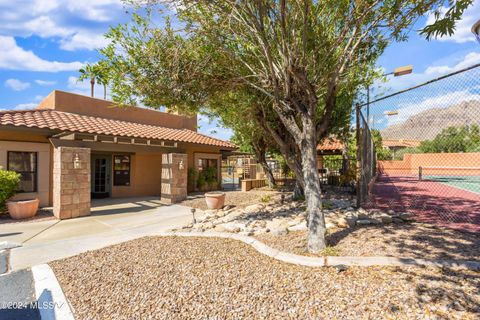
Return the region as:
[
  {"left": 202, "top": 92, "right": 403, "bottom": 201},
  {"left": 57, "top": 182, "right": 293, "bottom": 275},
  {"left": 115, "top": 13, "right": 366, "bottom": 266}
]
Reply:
[
  {"left": 197, "top": 158, "right": 218, "bottom": 172},
  {"left": 7, "top": 151, "right": 37, "bottom": 193},
  {"left": 113, "top": 155, "right": 130, "bottom": 186}
]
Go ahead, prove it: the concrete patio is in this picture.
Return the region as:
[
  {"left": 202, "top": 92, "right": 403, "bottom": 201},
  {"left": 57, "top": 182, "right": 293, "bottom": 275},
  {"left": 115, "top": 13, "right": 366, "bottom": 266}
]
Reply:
[{"left": 0, "top": 197, "right": 201, "bottom": 270}]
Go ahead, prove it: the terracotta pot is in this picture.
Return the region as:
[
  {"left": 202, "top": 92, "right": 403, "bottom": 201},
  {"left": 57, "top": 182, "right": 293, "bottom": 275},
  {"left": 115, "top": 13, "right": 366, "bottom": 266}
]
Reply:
[
  {"left": 7, "top": 198, "right": 39, "bottom": 220},
  {"left": 205, "top": 192, "right": 226, "bottom": 210}
]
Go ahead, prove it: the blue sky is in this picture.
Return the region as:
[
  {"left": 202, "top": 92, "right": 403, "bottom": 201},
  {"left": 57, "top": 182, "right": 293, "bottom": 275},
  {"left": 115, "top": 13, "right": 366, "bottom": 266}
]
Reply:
[{"left": 0, "top": 0, "right": 479, "bottom": 139}]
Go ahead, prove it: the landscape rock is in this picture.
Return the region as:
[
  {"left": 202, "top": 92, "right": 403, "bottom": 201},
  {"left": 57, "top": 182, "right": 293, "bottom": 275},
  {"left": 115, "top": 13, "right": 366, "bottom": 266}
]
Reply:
[
  {"left": 400, "top": 212, "right": 415, "bottom": 221},
  {"left": 244, "top": 204, "right": 266, "bottom": 214},
  {"left": 271, "top": 226, "right": 288, "bottom": 236},
  {"left": 287, "top": 221, "right": 307, "bottom": 232}
]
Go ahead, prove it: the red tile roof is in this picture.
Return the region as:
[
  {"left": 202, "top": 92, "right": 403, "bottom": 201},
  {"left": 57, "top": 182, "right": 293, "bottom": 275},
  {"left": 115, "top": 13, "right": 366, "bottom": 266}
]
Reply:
[
  {"left": 0, "top": 109, "right": 236, "bottom": 149},
  {"left": 317, "top": 138, "right": 344, "bottom": 151},
  {"left": 382, "top": 139, "right": 421, "bottom": 148}
]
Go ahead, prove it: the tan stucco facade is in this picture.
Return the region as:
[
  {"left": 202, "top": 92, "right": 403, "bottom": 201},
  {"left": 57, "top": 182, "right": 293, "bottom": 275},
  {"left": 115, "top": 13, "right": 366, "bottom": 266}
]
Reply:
[
  {"left": 111, "top": 152, "right": 164, "bottom": 198},
  {"left": 0, "top": 140, "right": 50, "bottom": 206},
  {"left": 0, "top": 91, "right": 235, "bottom": 218}
]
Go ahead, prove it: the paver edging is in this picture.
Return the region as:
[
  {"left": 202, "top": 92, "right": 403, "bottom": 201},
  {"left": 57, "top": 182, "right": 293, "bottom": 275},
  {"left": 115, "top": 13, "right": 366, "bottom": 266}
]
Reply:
[{"left": 158, "top": 231, "right": 480, "bottom": 271}]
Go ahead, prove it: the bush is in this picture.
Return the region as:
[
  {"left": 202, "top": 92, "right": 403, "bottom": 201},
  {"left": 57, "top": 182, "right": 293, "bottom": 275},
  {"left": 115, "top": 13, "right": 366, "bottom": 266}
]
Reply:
[
  {"left": 197, "top": 167, "right": 219, "bottom": 191},
  {"left": 260, "top": 194, "right": 272, "bottom": 203},
  {"left": 0, "top": 168, "right": 20, "bottom": 213}
]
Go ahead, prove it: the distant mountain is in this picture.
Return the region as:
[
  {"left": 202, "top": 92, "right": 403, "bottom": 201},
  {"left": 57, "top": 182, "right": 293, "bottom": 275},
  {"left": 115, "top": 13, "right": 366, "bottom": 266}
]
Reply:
[{"left": 381, "top": 100, "right": 480, "bottom": 141}]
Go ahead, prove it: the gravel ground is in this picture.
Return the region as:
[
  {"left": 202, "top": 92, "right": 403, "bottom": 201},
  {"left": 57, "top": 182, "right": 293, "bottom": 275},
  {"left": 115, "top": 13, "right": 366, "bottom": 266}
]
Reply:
[
  {"left": 179, "top": 190, "right": 282, "bottom": 211},
  {"left": 255, "top": 223, "right": 480, "bottom": 260},
  {"left": 51, "top": 236, "right": 479, "bottom": 319}
]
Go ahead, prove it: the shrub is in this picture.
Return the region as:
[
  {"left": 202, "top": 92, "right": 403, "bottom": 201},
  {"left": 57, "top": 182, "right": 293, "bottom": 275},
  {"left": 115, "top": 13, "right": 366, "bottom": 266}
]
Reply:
[
  {"left": 0, "top": 168, "right": 20, "bottom": 213},
  {"left": 260, "top": 194, "right": 272, "bottom": 203},
  {"left": 188, "top": 167, "right": 197, "bottom": 191},
  {"left": 197, "top": 167, "right": 219, "bottom": 191}
]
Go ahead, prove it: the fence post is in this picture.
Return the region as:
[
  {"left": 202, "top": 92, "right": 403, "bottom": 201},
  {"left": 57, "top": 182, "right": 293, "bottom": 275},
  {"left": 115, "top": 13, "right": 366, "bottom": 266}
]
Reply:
[
  {"left": 419, "top": 166, "right": 422, "bottom": 181},
  {"left": 355, "top": 103, "right": 362, "bottom": 208}
]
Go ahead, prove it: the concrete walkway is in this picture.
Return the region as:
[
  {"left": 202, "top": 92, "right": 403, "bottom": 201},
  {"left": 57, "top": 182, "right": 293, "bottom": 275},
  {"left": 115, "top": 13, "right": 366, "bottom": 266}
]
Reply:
[{"left": 0, "top": 197, "right": 199, "bottom": 270}]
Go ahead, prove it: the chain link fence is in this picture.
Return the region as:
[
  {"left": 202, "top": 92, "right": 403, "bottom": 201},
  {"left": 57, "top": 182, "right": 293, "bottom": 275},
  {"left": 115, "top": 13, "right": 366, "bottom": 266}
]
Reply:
[
  {"left": 356, "top": 106, "right": 376, "bottom": 206},
  {"left": 358, "top": 63, "right": 480, "bottom": 233}
]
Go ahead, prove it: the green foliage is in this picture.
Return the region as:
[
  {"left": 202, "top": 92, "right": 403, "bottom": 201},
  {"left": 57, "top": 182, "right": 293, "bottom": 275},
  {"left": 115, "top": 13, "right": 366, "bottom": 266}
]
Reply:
[
  {"left": 0, "top": 169, "right": 20, "bottom": 213},
  {"left": 197, "top": 167, "right": 218, "bottom": 191},
  {"left": 419, "top": 0, "right": 474, "bottom": 40},
  {"left": 339, "top": 168, "right": 357, "bottom": 186},
  {"left": 260, "top": 194, "right": 272, "bottom": 203},
  {"left": 187, "top": 167, "right": 197, "bottom": 191},
  {"left": 419, "top": 125, "right": 480, "bottom": 153},
  {"left": 394, "top": 147, "right": 422, "bottom": 160}
]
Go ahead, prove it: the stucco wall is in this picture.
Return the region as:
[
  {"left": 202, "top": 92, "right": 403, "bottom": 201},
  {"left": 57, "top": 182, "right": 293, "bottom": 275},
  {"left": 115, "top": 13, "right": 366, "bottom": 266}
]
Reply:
[
  {"left": 111, "top": 152, "right": 163, "bottom": 198},
  {"left": 378, "top": 152, "right": 480, "bottom": 176},
  {"left": 37, "top": 90, "right": 197, "bottom": 131},
  {"left": 0, "top": 141, "right": 50, "bottom": 206}
]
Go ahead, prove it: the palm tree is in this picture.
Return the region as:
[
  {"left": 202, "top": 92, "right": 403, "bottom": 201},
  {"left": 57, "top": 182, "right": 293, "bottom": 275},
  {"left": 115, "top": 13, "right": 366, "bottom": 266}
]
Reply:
[{"left": 78, "top": 64, "right": 98, "bottom": 97}]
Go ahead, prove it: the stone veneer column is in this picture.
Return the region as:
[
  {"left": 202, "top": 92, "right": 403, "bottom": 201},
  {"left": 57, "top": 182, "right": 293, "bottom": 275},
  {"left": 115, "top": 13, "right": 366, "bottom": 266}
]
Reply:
[
  {"left": 161, "top": 153, "right": 188, "bottom": 204},
  {"left": 53, "top": 147, "right": 91, "bottom": 219}
]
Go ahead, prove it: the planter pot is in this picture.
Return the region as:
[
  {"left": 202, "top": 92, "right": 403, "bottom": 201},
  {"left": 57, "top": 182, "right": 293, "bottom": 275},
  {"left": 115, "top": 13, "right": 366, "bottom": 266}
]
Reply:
[
  {"left": 205, "top": 192, "right": 226, "bottom": 210},
  {"left": 7, "top": 198, "right": 39, "bottom": 220}
]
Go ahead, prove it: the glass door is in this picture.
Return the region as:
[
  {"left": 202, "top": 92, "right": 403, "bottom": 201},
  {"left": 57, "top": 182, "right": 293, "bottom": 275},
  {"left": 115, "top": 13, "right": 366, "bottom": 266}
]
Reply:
[{"left": 91, "top": 154, "right": 112, "bottom": 198}]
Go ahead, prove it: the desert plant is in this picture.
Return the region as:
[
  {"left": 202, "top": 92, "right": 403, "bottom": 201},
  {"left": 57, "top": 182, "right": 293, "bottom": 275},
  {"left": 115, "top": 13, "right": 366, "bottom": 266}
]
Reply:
[
  {"left": 188, "top": 167, "right": 197, "bottom": 192},
  {"left": 260, "top": 194, "right": 272, "bottom": 203},
  {"left": 0, "top": 168, "right": 20, "bottom": 213}
]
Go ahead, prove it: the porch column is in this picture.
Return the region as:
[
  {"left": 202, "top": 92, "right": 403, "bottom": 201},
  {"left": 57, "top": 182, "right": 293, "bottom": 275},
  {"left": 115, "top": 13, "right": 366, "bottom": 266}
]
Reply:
[
  {"left": 161, "top": 153, "right": 187, "bottom": 204},
  {"left": 53, "top": 147, "right": 91, "bottom": 219}
]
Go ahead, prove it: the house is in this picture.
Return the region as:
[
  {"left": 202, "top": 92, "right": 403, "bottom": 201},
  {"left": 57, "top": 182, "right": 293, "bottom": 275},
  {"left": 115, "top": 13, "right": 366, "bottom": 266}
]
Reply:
[
  {"left": 382, "top": 139, "right": 421, "bottom": 159},
  {"left": 0, "top": 91, "right": 236, "bottom": 219}
]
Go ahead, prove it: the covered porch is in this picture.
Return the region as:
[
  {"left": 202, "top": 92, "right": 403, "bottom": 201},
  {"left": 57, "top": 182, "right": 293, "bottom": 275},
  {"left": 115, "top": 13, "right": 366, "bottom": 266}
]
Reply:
[{"left": 50, "top": 132, "right": 190, "bottom": 220}]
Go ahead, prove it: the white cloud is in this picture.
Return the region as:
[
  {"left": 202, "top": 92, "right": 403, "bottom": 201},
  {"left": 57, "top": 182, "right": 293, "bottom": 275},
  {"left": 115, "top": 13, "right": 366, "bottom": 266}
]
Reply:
[
  {"left": 374, "top": 51, "right": 480, "bottom": 95},
  {"left": 4, "top": 78, "right": 31, "bottom": 91},
  {"left": 0, "top": 36, "right": 84, "bottom": 72},
  {"left": 386, "top": 90, "right": 480, "bottom": 127},
  {"left": 35, "top": 80, "right": 57, "bottom": 86},
  {"left": 14, "top": 102, "right": 37, "bottom": 110},
  {"left": 425, "top": 52, "right": 480, "bottom": 75},
  {"left": 0, "top": 0, "right": 124, "bottom": 51},
  {"left": 424, "top": 0, "right": 480, "bottom": 43},
  {"left": 59, "top": 32, "right": 110, "bottom": 51}
]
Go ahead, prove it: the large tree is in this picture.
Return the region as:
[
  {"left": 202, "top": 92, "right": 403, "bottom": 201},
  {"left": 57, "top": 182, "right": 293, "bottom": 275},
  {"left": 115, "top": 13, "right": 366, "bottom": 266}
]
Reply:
[{"left": 96, "top": 0, "right": 470, "bottom": 252}]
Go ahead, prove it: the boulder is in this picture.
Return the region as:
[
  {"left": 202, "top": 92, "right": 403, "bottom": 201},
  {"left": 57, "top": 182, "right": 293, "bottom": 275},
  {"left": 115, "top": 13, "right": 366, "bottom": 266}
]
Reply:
[
  {"left": 216, "top": 210, "right": 226, "bottom": 217},
  {"left": 379, "top": 214, "right": 393, "bottom": 224},
  {"left": 271, "top": 226, "right": 288, "bottom": 236},
  {"left": 326, "top": 222, "right": 336, "bottom": 229},
  {"left": 288, "top": 221, "right": 307, "bottom": 232},
  {"left": 356, "top": 219, "right": 375, "bottom": 226},
  {"left": 213, "top": 225, "right": 227, "bottom": 232},
  {"left": 203, "top": 222, "right": 214, "bottom": 229},
  {"left": 400, "top": 212, "right": 415, "bottom": 221},
  {"left": 336, "top": 217, "right": 357, "bottom": 228},
  {"left": 244, "top": 204, "right": 266, "bottom": 214},
  {"left": 221, "top": 210, "right": 244, "bottom": 223}
]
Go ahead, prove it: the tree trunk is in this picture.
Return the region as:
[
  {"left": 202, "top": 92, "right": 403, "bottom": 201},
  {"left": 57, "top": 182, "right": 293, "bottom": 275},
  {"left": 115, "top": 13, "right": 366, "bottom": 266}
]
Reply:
[
  {"left": 252, "top": 139, "right": 276, "bottom": 188},
  {"left": 90, "top": 78, "right": 95, "bottom": 97},
  {"left": 302, "top": 123, "right": 326, "bottom": 253},
  {"left": 103, "top": 85, "right": 107, "bottom": 99},
  {"left": 293, "top": 181, "right": 304, "bottom": 199}
]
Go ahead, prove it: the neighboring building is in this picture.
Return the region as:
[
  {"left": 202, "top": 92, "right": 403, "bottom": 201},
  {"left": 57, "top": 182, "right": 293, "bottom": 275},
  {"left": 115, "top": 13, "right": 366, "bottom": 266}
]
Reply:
[
  {"left": 0, "top": 91, "right": 236, "bottom": 219},
  {"left": 382, "top": 139, "right": 421, "bottom": 159}
]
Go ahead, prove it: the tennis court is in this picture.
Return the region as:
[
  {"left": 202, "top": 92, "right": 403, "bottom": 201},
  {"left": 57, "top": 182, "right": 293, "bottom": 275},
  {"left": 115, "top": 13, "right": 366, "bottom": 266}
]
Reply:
[
  {"left": 367, "top": 172, "right": 480, "bottom": 233},
  {"left": 420, "top": 166, "right": 480, "bottom": 195}
]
